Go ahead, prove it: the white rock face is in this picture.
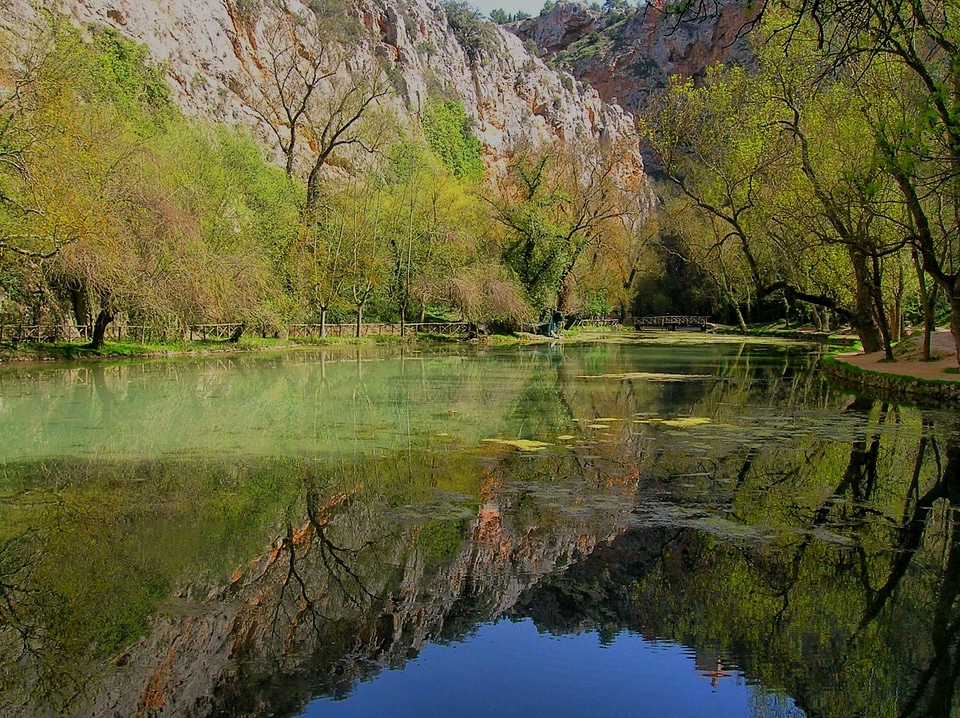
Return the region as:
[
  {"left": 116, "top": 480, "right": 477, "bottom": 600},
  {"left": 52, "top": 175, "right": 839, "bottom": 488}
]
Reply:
[
  {"left": 514, "top": 0, "right": 597, "bottom": 55},
  {"left": 3, "top": 0, "right": 643, "bottom": 178},
  {"left": 517, "top": 1, "right": 754, "bottom": 111}
]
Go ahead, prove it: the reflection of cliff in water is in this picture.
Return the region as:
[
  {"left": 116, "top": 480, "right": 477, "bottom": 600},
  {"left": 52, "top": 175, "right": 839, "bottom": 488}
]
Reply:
[
  {"left": 77, "top": 456, "right": 642, "bottom": 718},
  {"left": 18, "top": 405, "right": 957, "bottom": 718},
  {"left": 5, "top": 343, "right": 960, "bottom": 717}
]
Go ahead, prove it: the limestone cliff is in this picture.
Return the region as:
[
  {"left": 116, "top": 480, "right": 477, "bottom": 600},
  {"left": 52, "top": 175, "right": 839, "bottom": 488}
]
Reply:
[
  {"left": 514, "top": 0, "right": 755, "bottom": 113},
  {"left": 3, "top": 0, "right": 640, "bottom": 175}
]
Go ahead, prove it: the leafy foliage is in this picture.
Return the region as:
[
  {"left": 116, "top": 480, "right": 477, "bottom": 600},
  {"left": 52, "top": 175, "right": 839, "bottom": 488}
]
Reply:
[
  {"left": 0, "top": 6, "right": 647, "bottom": 345},
  {"left": 87, "top": 25, "right": 170, "bottom": 112},
  {"left": 421, "top": 100, "right": 483, "bottom": 182},
  {"left": 488, "top": 140, "right": 645, "bottom": 314}
]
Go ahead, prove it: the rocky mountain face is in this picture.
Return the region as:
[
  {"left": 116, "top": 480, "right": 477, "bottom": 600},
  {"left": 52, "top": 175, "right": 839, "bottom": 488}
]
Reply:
[
  {"left": 515, "top": 0, "right": 755, "bottom": 113},
  {"left": 3, "top": 0, "right": 639, "bottom": 175}
]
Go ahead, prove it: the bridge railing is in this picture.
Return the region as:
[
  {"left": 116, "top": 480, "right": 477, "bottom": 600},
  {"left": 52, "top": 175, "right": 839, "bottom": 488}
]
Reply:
[{"left": 634, "top": 315, "right": 710, "bottom": 330}]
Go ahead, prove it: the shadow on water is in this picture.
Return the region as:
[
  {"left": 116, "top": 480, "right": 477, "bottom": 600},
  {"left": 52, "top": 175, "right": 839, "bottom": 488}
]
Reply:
[{"left": 1, "top": 340, "right": 959, "bottom": 716}]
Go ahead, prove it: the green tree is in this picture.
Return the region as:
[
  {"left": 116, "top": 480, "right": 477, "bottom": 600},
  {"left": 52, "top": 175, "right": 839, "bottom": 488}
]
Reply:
[
  {"left": 442, "top": 1, "right": 499, "bottom": 65},
  {"left": 736, "top": 0, "right": 960, "bottom": 364},
  {"left": 421, "top": 100, "right": 484, "bottom": 183},
  {"left": 487, "top": 139, "right": 647, "bottom": 314},
  {"left": 0, "top": 14, "right": 295, "bottom": 348},
  {"left": 382, "top": 149, "right": 479, "bottom": 328},
  {"left": 643, "top": 49, "right": 909, "bottom": 354},
  {"left": 338, "top": 180, "right": 390, "bottom": 336},
  {"left": 286, "top": 193, "right": 351, "bottom": 336}
]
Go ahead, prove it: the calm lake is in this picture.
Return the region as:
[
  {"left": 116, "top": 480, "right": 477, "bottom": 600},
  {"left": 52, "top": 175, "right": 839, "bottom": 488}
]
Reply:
[{"left": 1, "top": 334, "right": 958, "bottom": 717}]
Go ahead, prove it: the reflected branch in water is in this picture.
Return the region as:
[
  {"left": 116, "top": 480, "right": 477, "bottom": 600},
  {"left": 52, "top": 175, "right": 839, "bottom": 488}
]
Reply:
[
  {"left": 304, "top": 489, "right": 382, "bottom": 607},
  {"left": 272, "top": 522, "right": 331, "bottom": 639},
  {"left": 899, "top": 448, "right": 960, "bottom": 718},
  {"left": 858, "top": 437, "right": 953, "bottom": 633},
  {"left": 0, "top": 529, "right": 45, "bottom": 658}
]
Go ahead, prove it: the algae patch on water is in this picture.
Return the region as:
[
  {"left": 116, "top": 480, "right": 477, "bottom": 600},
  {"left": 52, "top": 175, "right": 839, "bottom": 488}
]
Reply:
[
  {"left": 577, "top": 372, "right": 711, "bottom": 382},
  {"left": 482, "top": 438, "right": 552, "bottom": 451},
  {"left": 634, "top": 416, "right": 713, "bottom": 428},
  {"left": 662, "top": 417, "right": 713, "bottom": 428}
]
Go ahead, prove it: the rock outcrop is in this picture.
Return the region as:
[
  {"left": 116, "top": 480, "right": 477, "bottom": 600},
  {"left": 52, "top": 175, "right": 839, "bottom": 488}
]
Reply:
[
  {"left": 515, "top": 1, "right": 755, "bottom": 112},
  {"left": 3, "top": 0, "right": 640, "bottom": 176}
]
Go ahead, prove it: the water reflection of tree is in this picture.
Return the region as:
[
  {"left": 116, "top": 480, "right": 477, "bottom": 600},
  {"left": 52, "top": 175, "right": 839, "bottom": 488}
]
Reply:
[
  {"left": 749, "top": 404, "right": 960, "bottom": 717},
  {"left": 268, "top": 486, "right": 384, "bottom": 638},
  {"left": 6, "top": 344, "right": 958, "bottom": 718},
  {"left": 506, "top": 403, "right": 960, "bottom": 718}
]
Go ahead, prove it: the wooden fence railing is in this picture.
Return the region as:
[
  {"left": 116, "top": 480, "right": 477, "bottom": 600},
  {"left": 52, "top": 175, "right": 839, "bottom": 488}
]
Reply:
[
  {"left": 189, "top": 324, "right": 245, "bottom": 341},
  {"left": 2, "top": 317, "right": 716, "bottom": 344},
  {"left": 0, "top": 323, "right": 179, "bottom": 344},
  {"left": 5, "top": 317, "right": 717, "bottom": 345},
  {"left": 0, "top": 324, "right": 94, "bottom": 343},
  {"left": 1, "top": 321, "right": 472, "bottom": 344},
  {"left": 288, "top": 322, "right": 469, "bottom": 338}
]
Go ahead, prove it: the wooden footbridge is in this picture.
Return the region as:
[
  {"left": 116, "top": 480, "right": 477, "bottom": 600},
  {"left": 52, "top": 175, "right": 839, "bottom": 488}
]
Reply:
[{"left": 634, "top": 315, "right": 710, "bottom": 331}]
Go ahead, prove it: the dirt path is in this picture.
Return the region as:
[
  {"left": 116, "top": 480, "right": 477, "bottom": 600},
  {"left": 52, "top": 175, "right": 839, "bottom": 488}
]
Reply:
[{"left": 835, "top": 329, "right": 959, "bottom": 382}]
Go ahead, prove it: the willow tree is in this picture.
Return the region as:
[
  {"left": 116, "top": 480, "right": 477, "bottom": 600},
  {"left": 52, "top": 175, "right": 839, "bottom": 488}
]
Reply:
[
  {"left": 0, "top": 18, "right": 150, "bottom": 347},
  {"left": 1, "top": 16, "right": 292, "bottom": 348},
  {"left": 643, "top": 36, "right": 909, "bottom": 355},
  {"left": 486, "top": 139, "right": 645, "bottom": 314}
]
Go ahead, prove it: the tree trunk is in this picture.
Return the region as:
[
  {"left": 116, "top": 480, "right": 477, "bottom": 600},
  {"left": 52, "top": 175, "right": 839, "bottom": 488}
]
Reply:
[
  {"left": 811, "top": 306, "right": 824, "bottom": 331},
  {"left": 913, "top": 249, "right": 934, "bottom": 361},
  {"left": 305, "top": 162, "right": 323, "bottom": 225},
  {"left": 90, "top": 307, "right": 116, "bottom": 350},
  {"left": 849, "top": 247, "right": 885, "bottom": 354},
  {"left": 732, "top": 301, "right": 747, "bottom": 333},
  {"left": 229, "top": 323, "right": 245, "bottom": 343},
  {"left": 870, "top": 254, "right": 895, "bottom": 360},
  {"left": 355, "top": 304, "right": 363, "bottom": 338},
  {"left": 950, "top": 293, "right": 960, "bottom": 370},
  {"left": 285, "top": 128, "right": 296, "bottom": 178},
  {"left": 319, "top": 307, "right": 327, "bottom": 338},
  {"left": 69, "top": 282, "right": 90, "bottom": 338}
]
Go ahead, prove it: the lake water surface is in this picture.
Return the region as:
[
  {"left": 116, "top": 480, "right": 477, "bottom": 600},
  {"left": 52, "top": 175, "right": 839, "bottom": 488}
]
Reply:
[{"left": 1, "top": 335, "right": 958, "bottom": 717}]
